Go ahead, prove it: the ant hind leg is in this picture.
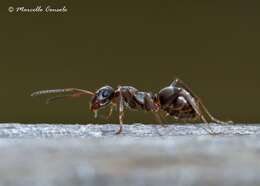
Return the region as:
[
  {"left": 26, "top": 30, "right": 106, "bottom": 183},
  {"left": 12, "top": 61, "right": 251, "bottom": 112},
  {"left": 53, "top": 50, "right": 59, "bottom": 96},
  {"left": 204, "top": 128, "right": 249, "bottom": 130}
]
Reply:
[{"left": 171, "top": 78, "right": 232, "bottom": 125}]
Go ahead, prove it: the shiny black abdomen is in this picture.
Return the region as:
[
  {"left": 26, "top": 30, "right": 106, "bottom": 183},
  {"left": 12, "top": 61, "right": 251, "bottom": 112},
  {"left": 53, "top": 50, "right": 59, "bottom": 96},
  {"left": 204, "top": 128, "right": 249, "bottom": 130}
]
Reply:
[
  {"left": 118, "top": 86, "right": 158, "bottom": 111},
  {"left": 165, "top": 96, "right": 197, "bottom": 120},
  {"left": 159, "top": 86, "right": 198, "bottom": 120}
]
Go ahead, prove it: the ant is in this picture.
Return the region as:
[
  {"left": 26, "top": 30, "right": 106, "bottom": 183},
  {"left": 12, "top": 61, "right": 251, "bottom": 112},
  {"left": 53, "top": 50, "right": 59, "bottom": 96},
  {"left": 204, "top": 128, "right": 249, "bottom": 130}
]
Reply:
[{"left": 31, "top": 78, "right": 232, "bottom": 135}]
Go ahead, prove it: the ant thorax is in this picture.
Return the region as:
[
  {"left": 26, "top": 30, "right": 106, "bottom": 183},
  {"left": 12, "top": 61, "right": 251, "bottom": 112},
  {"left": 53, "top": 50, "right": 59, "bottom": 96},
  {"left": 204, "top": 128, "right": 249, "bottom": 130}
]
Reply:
[{"left": 133, "top": 92, "right": 146, "bottom": 104}]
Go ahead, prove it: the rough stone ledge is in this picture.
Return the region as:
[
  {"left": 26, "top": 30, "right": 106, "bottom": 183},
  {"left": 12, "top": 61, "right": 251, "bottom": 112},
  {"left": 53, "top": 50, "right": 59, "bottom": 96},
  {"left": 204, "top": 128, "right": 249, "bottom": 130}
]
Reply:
[
  {"left": 0, "top": 123, "right": 259, "bottom": 138},
  {"left": 0, "top": 123, "right": 259, "bottom": 186}
]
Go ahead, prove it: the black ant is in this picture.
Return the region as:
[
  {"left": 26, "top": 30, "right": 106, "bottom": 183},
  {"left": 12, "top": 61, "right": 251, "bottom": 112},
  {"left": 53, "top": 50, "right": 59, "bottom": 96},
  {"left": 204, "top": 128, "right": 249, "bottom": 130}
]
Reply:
[{"left": 31, "top": 78, "right": 232, "bottom": 135}]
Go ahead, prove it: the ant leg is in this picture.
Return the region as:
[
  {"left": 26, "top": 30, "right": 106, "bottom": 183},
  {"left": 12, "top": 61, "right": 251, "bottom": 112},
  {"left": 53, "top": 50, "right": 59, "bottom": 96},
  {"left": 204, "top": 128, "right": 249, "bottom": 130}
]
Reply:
[
  {"left": 153, "top": 112, "right": 163, "bottom": 125},
  {"left": 178, "top": 90, "right": 216, "bottom": 135},
  {"left": 198, "top": 114, "right": 216, "bottom": 135},
  {"left": 142, "top": 93, "right": 164, "bottom": 135},
  {"left": 106, "top": 104, "right": 115, "bottom": 120},
  {"left": 142, "top": 93, "right": 165, "bottom": 125},
  {"left": 116, "top": 92, "right": 124, "bottom": 135},
  {"left": 199, "top": 102, "right": 233, "bottom": 124},
  {"left": 153, "top": 112, "right": 168, "bottom": 127},
  {"left": 142, "top": 93, "right": 168, "bottom": 128}
]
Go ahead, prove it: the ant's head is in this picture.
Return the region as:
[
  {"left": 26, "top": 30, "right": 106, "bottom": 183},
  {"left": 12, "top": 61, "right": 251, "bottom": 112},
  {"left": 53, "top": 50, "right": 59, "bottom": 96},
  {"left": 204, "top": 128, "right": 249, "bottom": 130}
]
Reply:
[{"left": 90, "top": 86, "right": 115, "bottom": 112}]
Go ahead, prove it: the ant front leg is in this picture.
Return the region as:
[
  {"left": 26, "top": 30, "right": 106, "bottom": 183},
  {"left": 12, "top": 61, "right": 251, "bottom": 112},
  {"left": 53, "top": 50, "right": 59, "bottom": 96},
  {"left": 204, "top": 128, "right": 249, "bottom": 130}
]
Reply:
[
  {"left": 115, "top": 90, "right": 124, "bottom": 135},
  {"left": 106, "top": 104, "right": 115, "bottom": 120}
]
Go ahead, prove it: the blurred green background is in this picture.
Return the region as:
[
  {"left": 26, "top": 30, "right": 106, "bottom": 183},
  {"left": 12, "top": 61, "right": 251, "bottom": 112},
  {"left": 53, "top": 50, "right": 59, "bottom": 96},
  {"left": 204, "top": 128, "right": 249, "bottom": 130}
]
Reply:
[{"left": 0, "top": 0, "right": 259, "bottom": 124}]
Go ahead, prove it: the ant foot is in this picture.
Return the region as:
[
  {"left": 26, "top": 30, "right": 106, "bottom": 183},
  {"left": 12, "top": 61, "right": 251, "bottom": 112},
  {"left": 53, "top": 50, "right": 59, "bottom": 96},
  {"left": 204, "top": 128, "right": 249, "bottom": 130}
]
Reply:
[{"left": 115, "top": 126, "right": 123, "bottom": 135}]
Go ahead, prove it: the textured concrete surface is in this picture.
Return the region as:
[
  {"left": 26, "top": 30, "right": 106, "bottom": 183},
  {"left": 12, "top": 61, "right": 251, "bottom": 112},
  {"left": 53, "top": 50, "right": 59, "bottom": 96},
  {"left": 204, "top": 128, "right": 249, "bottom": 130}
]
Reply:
[{"left": 0, "top": 123, "right": 260, "bottom": 186}]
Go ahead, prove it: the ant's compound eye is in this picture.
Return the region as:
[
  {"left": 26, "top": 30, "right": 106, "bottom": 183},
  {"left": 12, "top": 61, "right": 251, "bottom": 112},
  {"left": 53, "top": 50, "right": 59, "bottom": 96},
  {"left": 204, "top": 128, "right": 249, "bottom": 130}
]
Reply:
[
  {"left": 96, "top": 86, "right": 114, "bottom": 100},
  {"left": 102, "top": 90, "right": 110, "bottom": 98}
]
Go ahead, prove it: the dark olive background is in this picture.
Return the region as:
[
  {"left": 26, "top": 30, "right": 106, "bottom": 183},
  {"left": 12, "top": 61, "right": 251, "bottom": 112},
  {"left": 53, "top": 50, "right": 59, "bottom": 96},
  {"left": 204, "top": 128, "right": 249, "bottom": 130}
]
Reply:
[{"left": 1, "top": 0, "right": 259, "bottom": 124}]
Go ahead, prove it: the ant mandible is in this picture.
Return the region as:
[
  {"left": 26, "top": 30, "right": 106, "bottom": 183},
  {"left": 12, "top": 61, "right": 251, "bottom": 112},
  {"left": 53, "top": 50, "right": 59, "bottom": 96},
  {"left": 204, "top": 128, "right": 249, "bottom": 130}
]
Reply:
[{"left": 31, "top": 78, "right": 232, "bottom": 135}]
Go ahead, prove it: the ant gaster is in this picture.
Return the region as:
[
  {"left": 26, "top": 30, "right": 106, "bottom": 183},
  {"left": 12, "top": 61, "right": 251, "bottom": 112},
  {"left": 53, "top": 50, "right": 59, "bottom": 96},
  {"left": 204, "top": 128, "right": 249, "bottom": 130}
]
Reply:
[{"left": 31, "top": 78, "right": 232, "bottom": 134}]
